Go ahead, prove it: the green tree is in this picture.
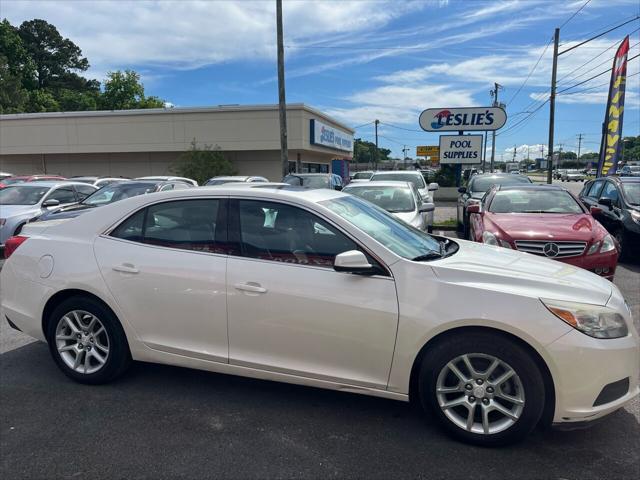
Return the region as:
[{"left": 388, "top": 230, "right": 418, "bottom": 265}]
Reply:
[
  {"left": 0, "top": 55, "right": 28, "bottom": 113},
  {"left": 352, "top": 138, "right": 391, "bottom": 165},
  {"left": 100, "top": 70, "right": 165, "bottom": 110},
  {"left": 17, "top": 19, "right": 89, "bottom": 89},
  {"left": 171, "top": 140, "right": 236, "bottom": 185}
]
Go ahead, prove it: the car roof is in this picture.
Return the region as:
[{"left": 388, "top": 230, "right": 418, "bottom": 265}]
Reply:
[
  {"left": 208, "top": 176, "right": 251, "bottom": 181},
  {"left": 371, "top": 170, "right": 421, "bottom": 175},
  {"left": 3, "top": 180, "right": 90, "bottom": 188},
  {"left": 345, "top": 180, "right": 412, "bottom": 188},
  {"left": 285, "top": 173, "right": 332, "bottom": 177},
  {"left": 497, "top": 184, "right": 563, "bottom": 191}
]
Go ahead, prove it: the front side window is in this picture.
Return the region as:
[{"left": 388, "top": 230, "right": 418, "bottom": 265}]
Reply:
[
  {"left": 600, "top": 182, "right": 620, "bottom": 205},
  {"left": 586, "top": 179, "right": 604, "bottom": 198},
  {"left": 75, "top": 185, "right": 97, "bottom": 200},
  {"left": 238, "top": 200, "right": 357, "bottom": 268},
  {"left": 111, "top": 199, "right": 229, "bottom": 254},
  {"left": 45, "top": 187, "right": 77, "bottom": 204}
]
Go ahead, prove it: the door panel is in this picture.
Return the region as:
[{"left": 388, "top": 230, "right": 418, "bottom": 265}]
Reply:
[
  {"left": 227, "top": 258, "right": 398, "bottom": 387},
  {"left": 226, "top": 199, "right": 399, "bottom": 388}
]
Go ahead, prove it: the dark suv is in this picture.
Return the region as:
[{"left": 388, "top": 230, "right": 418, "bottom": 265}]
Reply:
[{"left": 579, "top": 176, "right": 640, "bottom": 262}]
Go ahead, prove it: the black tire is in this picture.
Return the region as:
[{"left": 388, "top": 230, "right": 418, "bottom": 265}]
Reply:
[
  {"left": 614, "top": 229, "right": 630, "bottom": 263},
  {"left": 418, "top": 331, "right": 545, "bottom": 446},
  {"left": 46, "top": 295, "right": 131, "bottom": 384}
]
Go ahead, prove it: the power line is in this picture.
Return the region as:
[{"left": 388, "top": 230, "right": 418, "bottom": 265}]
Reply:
[
  {"left": 380, "top": 122, "right": 425, "bottom": 133},
  {"left": 560, "top": 13, "right": 640, "bottom": 44},
  {"left": 556, "top": 53, "right": 639, "bottom": 94},
  {"left": 556, "top": 29, "right": 640, "bottom": 84},
  {"left": 506, "top": 36, "right": 554, "bottom": 106},
  {"left": 497, "top": 98, "right": 550, "bottom": 138},
  {"left": 559, "top": 16, "right": 639, "bottom": 56},
  {"left": 559, "top": 71, "right": 640, "bottom": 95},
  {"left": 352, "top": 121, "right": 376, "bottom": 130},
  {"left": 559, "top": 0, "right": 592, "bottom": 30}
]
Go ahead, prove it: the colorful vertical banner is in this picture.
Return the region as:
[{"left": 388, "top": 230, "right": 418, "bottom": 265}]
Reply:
[{"left": 597, "top": 36, "right": 629, "bottom": 177}]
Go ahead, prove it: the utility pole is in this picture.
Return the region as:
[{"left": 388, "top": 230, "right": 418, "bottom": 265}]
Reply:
[
  {"left": 576, "top": 133, "right": 583, "bottom": 162},
  {"left": 547, "top": 27, "right": 560, "bottom": 184},
  {"left": 402, "top": 145, "right": 409, "bottom": 169},
  {"left": 276, "top": 0, "right": 289, "bottom": 178},
  {"left": 512, "top": 144, "right": 517, "bottom": 162},
  {"left": 490, "top": 82, "right": 502, "bottom": 173},
  {"left": 374, "top": 119, "right": 380, "bottom": 167}
]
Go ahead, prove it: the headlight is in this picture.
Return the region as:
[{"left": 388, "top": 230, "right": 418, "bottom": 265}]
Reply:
[
  {"left": 482, "top": 231, "right": 511, "bottom": 248},
  {"left": 600, "top": 234, "right": 616, "bottom": 253},
  {"left": 542, "top": 298, "right": 628, "bottom": 339},
  {"left": 631, "top": 210, "right": 640, "bottom": 225},
  {"left": 586, "top": 240, "right": 601, "bottom": 255}
]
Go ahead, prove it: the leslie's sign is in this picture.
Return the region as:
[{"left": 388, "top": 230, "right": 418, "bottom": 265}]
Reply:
[{"left": 419, "top": 107, "right": 507, "bottom": 132}]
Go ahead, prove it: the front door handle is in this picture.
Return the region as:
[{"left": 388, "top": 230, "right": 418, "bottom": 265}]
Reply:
[
  {"left": 234, "top": 282, "right": 267, "bottom": 294},
  {"left": 113, "top": 263, "right": 139, "bottom": 274}
]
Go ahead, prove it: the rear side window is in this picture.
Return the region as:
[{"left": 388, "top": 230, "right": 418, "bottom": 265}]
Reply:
[
  {"left": 111, "top": 199, "right": 231, "bottom": 254},
  {"left": 45, "top": 186, "right": 77, "bottom": 204}
]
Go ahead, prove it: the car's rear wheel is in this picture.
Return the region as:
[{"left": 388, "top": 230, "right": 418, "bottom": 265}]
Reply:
[
  {"left": 419, "top": 332, "right": 545, "bottom": 446},
  {"left": 46, "top": 296, "right": 131, "bottom": 384},
  {"left": 614, "top": 229, "right": 630, "bottom": 263}
]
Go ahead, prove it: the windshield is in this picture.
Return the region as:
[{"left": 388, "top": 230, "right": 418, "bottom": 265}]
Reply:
[
  {"left": 371, "top": 173, "right": 425, "bottom": 189},
  {"left": 621, "top": 183, "right": 640, "bottom": 205},
  {"left": 0, "top": 186, "right": 49, "bottom": 205},
  {"left": 344, "top": 185, "right": 415, "bottom": 212},
  {"left": 489, "top": 189, "right": 583, "bottom": 214},
  {"left": 321, "top": 195, "right": 442, "bottom": 260},
  {"left": 353, "top": 172, "right": 373, "bottom": 180},
  {"left": 470, "top": 175, "right": 531, "bottom": 193},
  {"left": 82, "top": 183, "right": 156, "bottom": 206},
  {"left": 283, "top": 175, "right": 330, "bottom": 188}
]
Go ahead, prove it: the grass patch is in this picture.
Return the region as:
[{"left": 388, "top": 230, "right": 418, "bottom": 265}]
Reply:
[{"left": 434, "top": 218, "right": 457, "bottom": 227}]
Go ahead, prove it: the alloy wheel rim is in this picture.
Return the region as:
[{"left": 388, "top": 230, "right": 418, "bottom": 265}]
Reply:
[
  {"left": 55, "top": 310, "right": 110, "bottom": 374},
  {"left": 436, "top": 353, "right": 525, "bottom": 435}
]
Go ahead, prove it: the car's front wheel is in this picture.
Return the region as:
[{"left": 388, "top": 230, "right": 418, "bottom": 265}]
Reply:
[
  {"left": 46, "top": 296, "right": 131, "bottom": 384},
  {"left": 419, "top": 331, "right": 545, "bottom": 446}
]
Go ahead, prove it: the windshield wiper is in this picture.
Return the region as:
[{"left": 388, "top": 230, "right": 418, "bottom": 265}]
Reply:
[{"left": 411, "top": 251, "right": 442, "bottom": 261}]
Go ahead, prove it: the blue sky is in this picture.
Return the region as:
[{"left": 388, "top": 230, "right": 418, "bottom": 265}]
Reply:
[{"left": 3, "top": 0, "right": 639, "bottom": 160}]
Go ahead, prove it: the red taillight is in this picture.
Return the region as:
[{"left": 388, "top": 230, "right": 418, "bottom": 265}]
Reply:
[{"left": 4, "top": 236, "right": 28, "bottom": 259}]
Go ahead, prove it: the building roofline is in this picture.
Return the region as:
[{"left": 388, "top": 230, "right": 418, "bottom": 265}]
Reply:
[{"left": 0, "top": 103, "right": 355, "bottom": 133}]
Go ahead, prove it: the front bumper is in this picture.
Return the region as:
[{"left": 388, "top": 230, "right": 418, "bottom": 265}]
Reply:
[
  {"left": 546, "top": 328, "right": 640, "bottom": 425},
  {"left": 557, "top": 250, "right": 618, "bottom": 280}
]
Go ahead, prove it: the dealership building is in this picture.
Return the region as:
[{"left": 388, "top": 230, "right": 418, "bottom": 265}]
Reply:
[{"left": 0, "top": 104, "right": 354, "bottom": 181}]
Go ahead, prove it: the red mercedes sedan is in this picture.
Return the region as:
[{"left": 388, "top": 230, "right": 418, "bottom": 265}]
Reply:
[{"left": 468, "top": 185, "right": 619, "bottom": 280}]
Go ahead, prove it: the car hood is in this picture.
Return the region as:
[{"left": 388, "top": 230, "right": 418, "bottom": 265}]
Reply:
[
  {"left": 485, "top": 213, "right": 600, "bottom": 241},
  {"left": 0, "top": 204, "right": 41, "bottom": 218},
  {"left": 431, "top": 238, "right": 612, "bottom": 305}
]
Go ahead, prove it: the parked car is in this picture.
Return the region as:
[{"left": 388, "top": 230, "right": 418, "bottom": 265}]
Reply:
[
  {"left": 619, "top": 165, "right": 640, "bottom": 177},
  {"left": 579, "top": 176, "right": 640, "bottom": 262},
  {"left": 587, "top": 169, "right": 598, "bottom": 176},
  {"left": 204, "top": 176, "right": 268, "bottom": 186},
  {"left": 0, "top": 174, "right": 67, "bottom": 189},
  {"left": 2, "top": 186, "right": 637, "bottom": 446},
  {"left": 0, "top": 181, "right": 97, "bottom": 246},
  {"left": 283, "top": 173, "right": 344, "bottom": 190},
  {"left": 369, "top": 170, "right": 439, "bottom": 228},
  {"left": 468, "top": 185, "right": 618, "bottom": 280},
  {"left": 342, "top": 181, "right": 434, "bottom": 232},
  {"left": 553, "top": 169, "right": 567, "bottom": 180},
  {"left": 37, "top": 180, "right": 194, "bottom": 222},
  {"left": 561, "top": 170, "right": 585, "bottom": 182},
  {"left": 70, "top": 176, "right": 130, "bottom": 188},
  {"left": 135, "top": 176, "right": 198, "bottom": 186},
  {"left": 0, "top": 172, "right": 13, "bottom": 180},
  {"left": 457, "top": 173, "right": 532, "bottom": 236}
]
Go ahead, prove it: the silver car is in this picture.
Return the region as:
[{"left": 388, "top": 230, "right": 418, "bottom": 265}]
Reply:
[
  {"left": 205, "top": 175, "right": 269, "bottom": 186},
  {"left": 0, "top": 181, "right": 97, "bottom": 246},
  {"left": 342, "top": 181, "right": 434, "bottom": 231},
  {"left": 369, "top": 171, "right": 439, "bottom": 227}
]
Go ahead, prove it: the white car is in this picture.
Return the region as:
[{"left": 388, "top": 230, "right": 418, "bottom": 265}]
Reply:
[
  {"left": 343, "top": 181, "right": 434, "bottom": 231},
  {"left": 135, "top": 176, "right": 199, "bottom": 186},
  {"left": 369, "top": 171, "right": 438, "bottom": 227},
  {"left": 1, "top": 186, "right": 638, "bottom": 446},
  {"left": 204, "top": 175, "right": 268, "bottom": 186}
]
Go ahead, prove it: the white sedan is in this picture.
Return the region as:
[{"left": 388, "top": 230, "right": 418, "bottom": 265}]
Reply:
[{"left": 1, "top": 186, "right": 638, "bottom": 446}]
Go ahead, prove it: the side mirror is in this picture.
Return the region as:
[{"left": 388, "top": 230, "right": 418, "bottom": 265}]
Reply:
[
  {"left": 590, "top": 206, "right": 602, "bottom": 216},
  {"left": 419, "top": 202, "right": 435, "bottom": 213},
  {"left": 428, "top": 182, "right": 439, "bottom": 191},
  {"left": 335, "top": 185, "right": 343, "bottom": 191},
  {"left": 42, "top": 199, "right": 60, "bottom": 208},
  {"left": 334, "top": 250, "right": 375, "bottom": 275},
  {"left": 598, "top": 197, "right": 613, "bottom": 209},
  {"left": 457, "top": 187, "right": 467, "bottom": 194},
  {"left": 467, "top": 204, "right": 481, "bottom": 214}
]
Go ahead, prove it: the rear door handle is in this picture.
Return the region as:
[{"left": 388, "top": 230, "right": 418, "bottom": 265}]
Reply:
[
  {"left": 234, "top": 282, "right": 267, "bottom": 294},
  {"left": 113, "top": 263, "right": 139, "bottom": 274}
]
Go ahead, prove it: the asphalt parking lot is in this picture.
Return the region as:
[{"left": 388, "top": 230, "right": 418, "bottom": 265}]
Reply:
[{"left": 1, "top": 252, "right": 639, "bottom": 479}]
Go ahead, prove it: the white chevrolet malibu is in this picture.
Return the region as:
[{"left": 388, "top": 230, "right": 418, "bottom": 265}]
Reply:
[{"left": 1, "top": 186, "right": 638, "bottom": 446}]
